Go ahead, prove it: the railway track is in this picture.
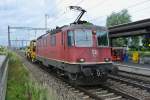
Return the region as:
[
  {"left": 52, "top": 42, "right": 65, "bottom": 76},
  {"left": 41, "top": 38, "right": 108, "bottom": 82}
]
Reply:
[
  {"left": 36, "top": 62, "right": 136, "bottom": 100},
  {"left": 117, "top": 71, "right": 150, "bottom": 84},
  {"left": 107, "top": 73, "right": 150, "bottom": 100},
  {"left": 17, "top": 51, "right": 149, "bottom": 100},
  {"left": 38, "top": 64, "right": 139, "bottom": 100},
  {"left": 78, "top": 85, "right": 140, "bottom": 100},
  {"left": 108, "top": 74, "right": 150, "bottom": 92}
]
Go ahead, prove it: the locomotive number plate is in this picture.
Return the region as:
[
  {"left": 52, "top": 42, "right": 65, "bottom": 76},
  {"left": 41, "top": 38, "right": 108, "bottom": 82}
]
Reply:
[{"left": 92, "top": 49, "right": 97, "bottom": 57}]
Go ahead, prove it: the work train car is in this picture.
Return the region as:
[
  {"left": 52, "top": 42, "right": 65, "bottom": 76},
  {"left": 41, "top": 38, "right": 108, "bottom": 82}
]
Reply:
[
  {"left": 36, "top": 24, "right": 117, "bottom": 85},
  {"left": 25, "top": 40, "right": 36, "bottom": 62}
]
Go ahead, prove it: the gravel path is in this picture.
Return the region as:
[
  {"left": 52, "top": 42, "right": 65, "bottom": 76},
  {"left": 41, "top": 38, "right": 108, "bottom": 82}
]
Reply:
[{"left": 18, "top": 53, "right": 91, "bottom": 100}]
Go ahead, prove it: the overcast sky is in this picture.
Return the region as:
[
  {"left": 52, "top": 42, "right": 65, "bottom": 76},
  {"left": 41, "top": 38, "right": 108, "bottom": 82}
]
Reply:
[{"left": 0, "top": 0, "right": 150, "bottom": 46}]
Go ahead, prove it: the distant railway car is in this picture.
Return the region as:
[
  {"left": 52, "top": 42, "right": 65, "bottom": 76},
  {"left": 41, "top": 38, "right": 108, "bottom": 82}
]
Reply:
[{"left": 25, "top": 40, "right": 36, "bottom": 62}]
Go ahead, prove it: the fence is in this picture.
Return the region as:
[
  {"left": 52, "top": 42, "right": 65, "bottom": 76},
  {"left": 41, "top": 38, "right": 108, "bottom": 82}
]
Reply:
[{"left": 0, "top": 55, "right": 9, "bottom": 100}]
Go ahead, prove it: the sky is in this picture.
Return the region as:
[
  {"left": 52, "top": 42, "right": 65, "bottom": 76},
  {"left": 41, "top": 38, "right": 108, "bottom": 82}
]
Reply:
[{"left": 0, "top": 0, "right": 150, "bottom": 46}]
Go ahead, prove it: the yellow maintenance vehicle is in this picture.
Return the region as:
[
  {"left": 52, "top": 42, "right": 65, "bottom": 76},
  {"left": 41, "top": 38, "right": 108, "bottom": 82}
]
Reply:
[
  {"left": 132, "top": 51, "right": 139, "bottom": 63},
  {"left": 25, "top": 40, "right": 36, "bottom": 62}
]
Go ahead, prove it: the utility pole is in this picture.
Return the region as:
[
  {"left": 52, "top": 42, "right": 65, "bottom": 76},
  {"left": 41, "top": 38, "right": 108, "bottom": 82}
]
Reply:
[
  {"left": 45, "top": 14, "right": 48, "bottom": 31},
  {"left": 8, "top": 26, "right": 11, "bottom": 48},
  {"left": 21, "top": 40, "right": 24, "bottom": 48},
  {"left": 34, "top": 30, "right": 37, "bottom": 38}
]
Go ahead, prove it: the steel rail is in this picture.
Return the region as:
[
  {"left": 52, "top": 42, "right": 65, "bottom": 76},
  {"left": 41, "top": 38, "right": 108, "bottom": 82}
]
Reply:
[
  {"left": 108, "top": 74, "right": 150, "bottom": 92},
  {"left": 101, "top": 84, "right": 140, "bottom": 100}
]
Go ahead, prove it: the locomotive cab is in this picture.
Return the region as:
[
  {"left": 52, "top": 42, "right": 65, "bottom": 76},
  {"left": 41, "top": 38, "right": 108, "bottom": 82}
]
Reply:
[
  {"left": 61, "top": 24, "right": 117, "bottom": 84},
  {"left": 66, "top": 27, "right": 111, "bottom": 63}
]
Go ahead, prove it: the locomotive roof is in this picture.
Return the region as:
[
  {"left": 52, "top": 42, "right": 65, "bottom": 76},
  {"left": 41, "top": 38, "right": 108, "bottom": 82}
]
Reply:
[
  {"left": 61, "top": 24, "right": 107, "bottom": 31},
  {"left": 37, "top": 24, "right": 107, "bottom": 40}
]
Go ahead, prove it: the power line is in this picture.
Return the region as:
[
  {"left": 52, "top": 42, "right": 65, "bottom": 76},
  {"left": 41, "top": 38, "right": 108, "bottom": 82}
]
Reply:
[
  {"left": 53, "top": 0, "right": 85, "bottom": 20},
  {"left": 89, "top": 8, "right": 150, "bottom": 24},
  {"left": 88, "top": 0, "right": 150, "bottom": 22},
  {"left": 130, "top": 6, "right": 150, "bottom": 14},
  {"left": 45, "top": 0, "right": 63, "bottom": 14},
  {"left": 44, "top": 0, "right": 68, "bottom": 26},
  {"left": 46, "top": 0, "right": 85, "bottom": 26},
  {"left": 86, "top": 0, "right": 108, "bottom": 11},
  {"left": 51, "top": 11, "right": 73, "bottom": 25},
  {"left": 124, "top": 0, "right": 150, "bottom": 10},
  {"left": 75, "top": 0, "right": 84, "bottom": 6},
  {"left": 48, "top": 0, "right": 150, "bottom": 27},
  {"left": 9, "top": 26, "right": 47, "bottom": 30},
  {"left": 131, "top": 7, "right": 150, "bottom": 17}
]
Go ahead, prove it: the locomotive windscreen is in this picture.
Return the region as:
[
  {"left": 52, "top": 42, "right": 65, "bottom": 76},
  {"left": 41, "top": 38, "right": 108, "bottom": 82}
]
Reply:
[
  {"left": 96, "top": 30, "right": 109, "bottom": 46},
  {"left": 67, "top": 28, "right": 109, "bottom": 47},
  {"left": 74, "top": 29, "right": 93, "bottom": 47}
]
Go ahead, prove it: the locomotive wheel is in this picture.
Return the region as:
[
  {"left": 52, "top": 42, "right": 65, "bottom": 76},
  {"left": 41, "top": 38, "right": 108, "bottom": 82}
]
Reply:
[{"left": 68, "top": 73, "right": 78, "bottom": 81}]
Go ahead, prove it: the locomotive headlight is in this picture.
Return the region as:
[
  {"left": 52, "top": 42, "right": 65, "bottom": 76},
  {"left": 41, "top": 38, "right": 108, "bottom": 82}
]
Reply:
[
  {"left": 77, "top": 58, "right": 85, "bottom": 62},
  {"left": 80, "top": 58, "right": 85, "bottom": 62},
  {"left": 104, "top": 58, "right": 110, "bottom": 62}
]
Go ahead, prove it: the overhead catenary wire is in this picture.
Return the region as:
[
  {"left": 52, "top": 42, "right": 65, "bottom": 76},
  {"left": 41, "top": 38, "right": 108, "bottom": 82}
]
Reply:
[
  {"left": 89, "top": 8, "right": 150, "bottom": 25},
  {"left": 47, "top": 0, "right": 108, "bottom": 27},
  {"left": 46, "top": 0, "right": 81, "bottom": 26},
  {"left": 88, "top": 0, "right": 150, "bottom": 22},
  {"left": 75, "top": 0, "right": 84, "bottom": 6},
  {"left": 85, "top": 0, "right": 108, "bottom": 11},
  {"left": 130, "top": 7, "right": 150, "bottom": 18},
  {"left": 52, "top": 0, "right": 85, "bottom": 19},
  {"left": 47, "top": 0, "right": 150, "bottom": 28},
  {"left": 123, "top": 0, "right": 150, "bottom": 10},
  {"left": 47, "top": 0, "right": 85, "bottom": 27}
]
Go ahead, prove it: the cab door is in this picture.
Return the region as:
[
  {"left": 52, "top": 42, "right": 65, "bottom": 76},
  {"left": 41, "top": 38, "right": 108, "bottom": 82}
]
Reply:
[
  {"left": 60, "top": 31, "right": 65, "bottom": 61},
  {"left": 63, "top": 30, "right": 74, "bottom": 62}
]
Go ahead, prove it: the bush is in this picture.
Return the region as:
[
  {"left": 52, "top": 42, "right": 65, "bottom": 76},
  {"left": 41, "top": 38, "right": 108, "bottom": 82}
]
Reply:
[{"left": 0, "top": 46, "right": 7, "bottom": 55}]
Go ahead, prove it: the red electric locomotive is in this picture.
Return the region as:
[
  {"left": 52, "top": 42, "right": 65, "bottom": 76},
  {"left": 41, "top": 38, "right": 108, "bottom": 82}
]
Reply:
[{"left": 36, "top": 6, "right": 117, "bottom": 85}]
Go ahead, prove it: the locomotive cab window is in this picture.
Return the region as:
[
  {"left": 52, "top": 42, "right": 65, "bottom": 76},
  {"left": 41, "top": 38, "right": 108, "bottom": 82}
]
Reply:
[
  {"left": 74, "top": 29, "right": 92, "bottom": 47},
  {"left": 96, "top": 31, "right": 109, "bottom": 46},
  {"left": 67, "top": 31, "right": 74, "bottom": 46}
]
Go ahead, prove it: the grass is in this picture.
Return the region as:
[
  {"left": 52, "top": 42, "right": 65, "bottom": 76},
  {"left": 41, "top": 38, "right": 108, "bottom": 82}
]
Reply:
[
  {"left": 0, "top": 46, "right": 7, "bottom": 55},
  {"left": 6, "top": 52, "right": 57, "bottom": 100}
]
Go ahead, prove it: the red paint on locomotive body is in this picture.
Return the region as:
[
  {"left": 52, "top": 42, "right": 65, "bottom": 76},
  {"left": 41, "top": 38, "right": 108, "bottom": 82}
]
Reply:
[
  {"left": 64, "top": 47, "right": 112, "bottom": 63},
  {"left": 36, "top": 24, "right": 112, "bottom": 64},
  {"left": 35, "top": 24, "right": 118, "bottom": 85}
]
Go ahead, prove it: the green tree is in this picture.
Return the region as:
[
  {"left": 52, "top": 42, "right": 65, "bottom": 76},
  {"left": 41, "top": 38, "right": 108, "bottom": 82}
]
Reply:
[
  {"left": 142, "top": 35, "right": 150, "bottom": 50},
  {"left": 129, "top": 36, "right": 139, "bottom": 50},
  {"left": 107, "top": 9, "right": 131, "bottom": 47},
  {"left": 107, "top": 9, "right": 131, "bottom": 27}
]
